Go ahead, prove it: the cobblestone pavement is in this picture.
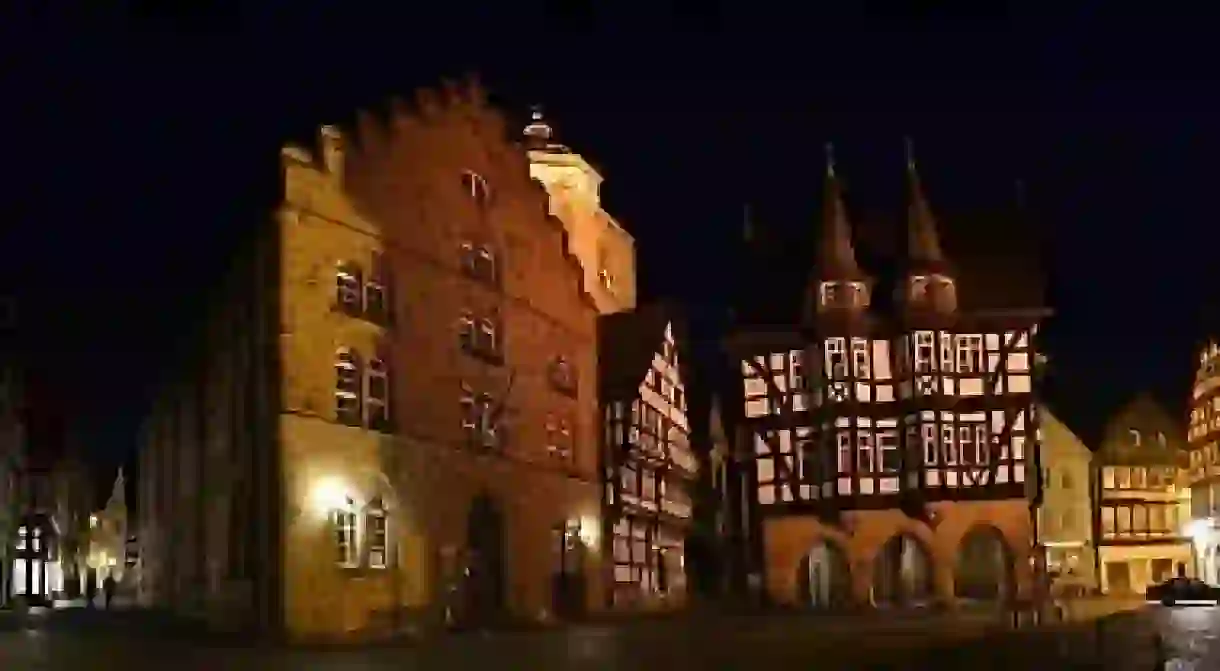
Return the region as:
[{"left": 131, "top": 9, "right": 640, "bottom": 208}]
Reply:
[{"left": 0, "top": 604, "right": 1187, "bottom": 670}]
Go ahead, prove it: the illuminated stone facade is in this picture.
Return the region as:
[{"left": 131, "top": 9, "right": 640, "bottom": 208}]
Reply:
[
  {"left": 727, "top": 151, "right": 1047, "bottom": 609},
  {"left": 525, "top": 109, "right": 636, "bottom": 315},
  {"left": 135, "top": 81, "right": 604, "bottom": 641},
  {"left": 1095, "top": 396, "right": 1192, "bottom": 594},
  {"left": 1035, "top": 407, "right": 1096, "bottom": 593}
]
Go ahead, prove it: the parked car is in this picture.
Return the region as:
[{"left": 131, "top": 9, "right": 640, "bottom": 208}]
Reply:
[{"left": 1146, "top": 577, "right": 1220, "bottom": 606}]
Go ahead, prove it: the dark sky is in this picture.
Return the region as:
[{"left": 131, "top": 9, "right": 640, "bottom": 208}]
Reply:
[{"left": 9, "top": 10, "right": 1218, "bottom": 466}]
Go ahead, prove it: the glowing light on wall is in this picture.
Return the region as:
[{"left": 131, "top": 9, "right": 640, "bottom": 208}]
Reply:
[
  {"left": 578, "top": 515, "right": 600, "bottom": 548},
  {"left": 309, "top": 476, "right": 351, "bottom": 518}
]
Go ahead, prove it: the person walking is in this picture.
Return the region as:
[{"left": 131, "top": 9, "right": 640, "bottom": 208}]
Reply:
[
  {"left": 102, "top": 575, "right": 116, "bottom": 610},
  {"left": 85, "top": 573, "right": 97, "bottom": 609}
]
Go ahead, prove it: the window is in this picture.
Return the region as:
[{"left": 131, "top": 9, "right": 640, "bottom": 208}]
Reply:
[
  {"left": 336, "top": 262, "right": 363, "bottom": 315},
  {"left": 1132, "top": 467, "right": 1146, "bottom": 489},
  {"left": 939, "top": 333, "right": 954, "bottom": 372},
  {"left": 1129, "top": 429, "right": 1141, "bottom": 446},
  {"left": 836, "top": 431, "right": 852, "bottom": 474},
  {"left": 461, "top": 170, "right": 492, "bottom": 208},
  {"left": 365, "top": 253, "right": 389, "bottom": 323},
  {"left": 857, "top": 431, "right": 874, "bottom": 473},
  {"left": 334, "top": 497, "right": 358, "bottom": 567},
  {"left": 1157, "top": 431, "right": 1166, "bottom": 447},
  {"left": 878, "top": 430, "right": 900, "bottom": 472},
  {"left": 825, "top": 338, "right": 847, "bottom": 379},
  {"left": 1102, "top": 467, "right": 1116, "bottom": 489},
  {"left": 459, "top": 310, "right": 502, "bottom": 361},
  {"left": 367, "top": 357, "right": 390, "bottom": 431},
  {"left": 546, "top": 414, "right": 574, "bottom": 460},
  {"left": 460, "top": 241, "right": 499, "bottom": 285},
  {"left": 335, "top": 348, "right": 362, "bottom": 426},
  {"left": 461, "top": 383, "right": 499, "bottom": 448},
  {"left": 959, "top": 426, "right": 976, "bottom": 465},
  {"left": 942, "top": 425, "right": 957, "bottom": 464},
  {"left": 821, "top": 282, "right": 840, "bottom": 307},
  {"left": 1061, "top": 470, "right": 1073, "bottom": 489},
  {"left": 16, "top": 526, "right": 25, "bottom": 551},
  {"left": 914, "top": 332, "right": 934, "bottom": 373},
  {"left": 549, "top": 357, "right": 577, "bottom": 395},
  {"left": 366, "top": 500, "right": 388, "bottom": 569},
  {"left": 956, "top": 335, "right": 983, "bottom": 373},
  {"left": 1114, "top": 467, "right": 1130, "bottom": 489},
  {"left": 852, "top": 339, "right": 870, "bottom": 379},
  {"left": 922, "top": 424, "right": 937, "bottom": 465}
]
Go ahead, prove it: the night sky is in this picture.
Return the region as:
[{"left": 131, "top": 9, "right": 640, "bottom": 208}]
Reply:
[{"left": 9, "top": 11, "right": 1218, "bottom": 470}]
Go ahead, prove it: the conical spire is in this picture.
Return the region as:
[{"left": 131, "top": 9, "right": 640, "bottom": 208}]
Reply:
[
  {"left": 817, "top": 143, "right": 865, "bottom": 280},
  {"left": 108, "top": 467, "right": 126, "bottom": 510},
  {"left": 905, "top": 138, "right": 948, "bottom": 270}
]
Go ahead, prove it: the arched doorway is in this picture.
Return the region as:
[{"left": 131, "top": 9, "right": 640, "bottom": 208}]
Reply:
[
  {"left": 464, "top": 493, "right": 506, "bottom": 625},
  {"left": 796, "top": 540, "right": 852, "bottom": 609},
  {"left": 872, "top": 534, "right": 934, "bottom": 607},
  {"left": 954, "top": 525, "right": 1014, "bottom": 602}
]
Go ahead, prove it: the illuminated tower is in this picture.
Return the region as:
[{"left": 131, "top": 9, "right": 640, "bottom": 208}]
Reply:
[{"left": 524, "top": 107, "right": 637, "bottom": 314}]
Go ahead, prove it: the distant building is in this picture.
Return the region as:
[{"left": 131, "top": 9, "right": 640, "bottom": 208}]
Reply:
[
  {"left": 0, "top": 296, "right": 21, "bottom": 605},
  {"left": 1094, "top": 395, "right": 1192, "bottom": 594},
  {"left": 1035, "top": 407, "right": 1096, "bottom": 594},
  {"left": 525, "top": 108, "right": 636, "bottom": 315},
  {"left": 725, "top": 149, "right": 1048, "bottom": 609},
  {"left": 136, "top": 82, "right": 609, "bottom": 641},
  {"left": 598, "top": 306, "right": 696, "bottom": 610},
  {"left": 88, "top": 468, "right": 128, "bottom": 586},
  {"left": 1186, "top": 342, "right": 1220, "bottom": 582}
]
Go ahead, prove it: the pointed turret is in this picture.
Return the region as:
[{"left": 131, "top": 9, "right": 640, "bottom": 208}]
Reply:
[
  {"left": 807, "top": 145, "right": 870, "bottom": 321},
  {"left": 904, "top": 139, "right": 950, "bottom": 275},
  {"left": 107, "top": 467, "right": 126, "bottom": 511},
  {"left": 817, "top": 144, "right": 866, "bottom": 281},
  {"left": 900, "top": 139, "right": 957, "bottom": 314}
]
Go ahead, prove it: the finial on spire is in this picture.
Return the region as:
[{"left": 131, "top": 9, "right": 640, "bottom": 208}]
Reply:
[
  {"left": 825, "top": 142, "right": 836, "bottom": 177},
  {"left": 523, "top": 104, "right": 553, "bottom": 144},
  {"left": 904, "top": 136, "right": 916, "bottom": 171}
]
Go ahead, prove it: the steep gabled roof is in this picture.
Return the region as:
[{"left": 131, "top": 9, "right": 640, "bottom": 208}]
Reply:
[
  {"left": 1096, "top": 393, "right": 1188, "bottom": 466},
  {"left": 598, "top": 303, "right": 689, "bottom": 402}
]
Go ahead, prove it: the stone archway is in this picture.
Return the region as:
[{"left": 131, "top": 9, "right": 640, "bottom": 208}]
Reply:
[
  {"left": 796, "top": 539, "right": 853, "bottom": 609},
  {"left": 954, "top": 524, "right": 1015, "bottom": 602},
  {"left": 872, "top": 533, "right": 934, "bottom": 607},
  {"left": 463, "top": 492, "right": 506, "bottom": 625}
]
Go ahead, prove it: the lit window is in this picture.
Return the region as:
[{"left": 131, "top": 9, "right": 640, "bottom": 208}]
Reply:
[
  {"left": 336, "top": 262, "right": 363, "bottom": 315},
  {"left": 1129, "top": 429, "right": 1142, "bottom": 447},
  {"left": 852, "top": 339, "right": 870, "bottom": 379},
  {"left": 959, "top": 426, "right": 976, "bottom": 465},
  {"left": 856, "top": 431, "right": 874, "bottom": 473},
  {"left": 367, "top": 357, "right": 390, "bottom": 431},
  {"left": 334, "top": 498, "right": 358, "bottom": 567},
  {"left": 824, "top": 338, "right": 847, "bottom": 379},
  {"left": 942, "top": 425, "right": 957, "bottom": 464},
  {"left": 913, "top": 332, "right": 934, "bottom": 373},
  {"left": 335, "top": 348, "right": 362, "bottom": 426},
  {"left": 460, "top": 241, "right": 498, "bottom": 285},
  {"left": 955, "top": 335, "right": 983, "bottom": 373},
  {"left": 549, "top": 357, "right": 577, "bottom": 395},
  {"left": 835, "top": 431, "right": 851, "bottom": 474},
  {"left": 878, "top": 430, "right": 900, "bottom": 472},
  {"left": 366, "top": 499, "right": 388, "bottom": 569},
  {"left": 16, "top": 525, "right": 26, "bottom": 551}
]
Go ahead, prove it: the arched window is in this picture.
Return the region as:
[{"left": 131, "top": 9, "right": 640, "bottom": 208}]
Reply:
[
  {"left": 478, "top": 316, "right": 499, "bottom": 356},
  {"left": 367, "top": 356, "right": 390, "bottom": 431},
  {"left": 460, "top": 241, "right": 499, "bottom": 285},
  {"left": 366, "top": 497, "right": 388, "bottom": 569},
  {"left": 461, "top": 170, "right": 492, "bottom": 208},
  {"left": 336, "top": 262, "right": 363, "bottom": 315},
  {"left": 334, "top": 496, "right": 358, "bottom": 567},
  {"left": 335, "top": 348, "right": 363, "bottom": 426}
]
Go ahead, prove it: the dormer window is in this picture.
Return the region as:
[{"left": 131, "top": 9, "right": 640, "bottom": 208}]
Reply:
[
  {"left": 820, "top": 281, "right": 867, "bottom": 310},
  {"left": 1129, "top": 429, "right": 1142, "bottom": 447},
  {"left": 460, "top": 241, "right": 499, "bottom": 285}
]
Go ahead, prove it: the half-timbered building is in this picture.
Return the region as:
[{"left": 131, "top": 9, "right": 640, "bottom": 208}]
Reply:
[
  {"left": 726, "top": 148, "right": 1048, "bottom": 609},
  {"left": 599, "top": 306, "right": 697, "bottom": 609},
  {"left": 1188, "top": 342, "right": 1220, "bottom": 582},
  {"left": 1095, "top": 395, "right": 1192, "bottom": 593}
]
